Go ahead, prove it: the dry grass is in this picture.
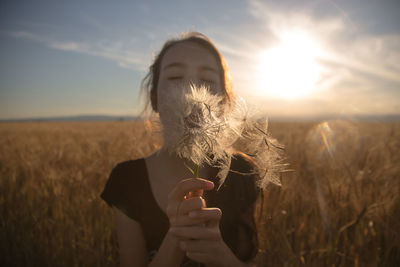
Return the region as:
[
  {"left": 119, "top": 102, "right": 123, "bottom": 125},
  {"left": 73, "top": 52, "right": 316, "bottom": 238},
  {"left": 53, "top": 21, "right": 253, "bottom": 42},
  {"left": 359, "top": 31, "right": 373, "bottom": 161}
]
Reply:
[{"left": 0, "top": 121, "right": 399, "bottom": 266}]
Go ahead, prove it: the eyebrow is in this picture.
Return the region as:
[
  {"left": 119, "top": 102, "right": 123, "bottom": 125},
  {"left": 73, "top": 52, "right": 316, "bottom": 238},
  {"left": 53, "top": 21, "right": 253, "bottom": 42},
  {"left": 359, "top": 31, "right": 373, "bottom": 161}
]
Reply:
[
  {"left": 199, "top": 66, "right": 219, "bottom": 73},
  {"left": 163, "top": 62, "right": 219, "bottom": 73},
  {"left": 163, "top": 62, "right": 185, "bottom": 70}
]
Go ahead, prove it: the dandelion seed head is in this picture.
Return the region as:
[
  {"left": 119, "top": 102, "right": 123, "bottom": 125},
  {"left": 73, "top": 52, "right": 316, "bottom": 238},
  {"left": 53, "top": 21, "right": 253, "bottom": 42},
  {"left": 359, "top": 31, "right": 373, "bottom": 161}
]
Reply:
[
  {"left": 158, "top": 83, "right": 231, "bottom": 166},
  {"left": 158, "top": 83, "right": 286, "bottom": 188}
]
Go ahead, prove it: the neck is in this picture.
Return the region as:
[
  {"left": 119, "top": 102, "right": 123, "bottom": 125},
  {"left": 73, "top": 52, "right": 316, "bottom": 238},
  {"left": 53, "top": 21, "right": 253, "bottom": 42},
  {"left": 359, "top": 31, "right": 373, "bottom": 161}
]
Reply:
[
  {"left": 156, "top": 148, "right": 216, "bottom": 180},
  {"left": 155, "top": 149, "right": 193, "bottom": 181}
]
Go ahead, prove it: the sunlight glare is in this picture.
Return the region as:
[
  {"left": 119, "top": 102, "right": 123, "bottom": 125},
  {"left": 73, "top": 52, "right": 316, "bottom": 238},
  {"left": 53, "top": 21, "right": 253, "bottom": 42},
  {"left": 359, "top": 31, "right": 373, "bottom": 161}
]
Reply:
[{"left": 256, "top": 31, "right": 322, "bottom": 99}]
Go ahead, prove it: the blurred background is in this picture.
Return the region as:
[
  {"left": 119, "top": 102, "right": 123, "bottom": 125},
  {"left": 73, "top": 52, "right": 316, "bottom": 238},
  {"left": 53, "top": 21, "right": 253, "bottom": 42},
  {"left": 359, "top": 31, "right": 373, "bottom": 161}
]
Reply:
[
  {"left": 1, "top": 1, "right": 400, "bottom": 266},
  {"left": 1, "top": 0, "right": 399, "bottom": 121}
]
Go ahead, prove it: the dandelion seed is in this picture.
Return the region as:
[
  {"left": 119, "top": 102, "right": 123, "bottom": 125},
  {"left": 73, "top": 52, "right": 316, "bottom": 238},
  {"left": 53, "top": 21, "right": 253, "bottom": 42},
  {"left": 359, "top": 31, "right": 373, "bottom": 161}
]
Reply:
[
  {"left": 158, "top": 83, "right": 237, "bottom": 184},
  {"left": 158, "top": 83, "right": 286, "bottom": 188},
  {"left": 233, "top": 117, "right": 287, "bottom": 188}
]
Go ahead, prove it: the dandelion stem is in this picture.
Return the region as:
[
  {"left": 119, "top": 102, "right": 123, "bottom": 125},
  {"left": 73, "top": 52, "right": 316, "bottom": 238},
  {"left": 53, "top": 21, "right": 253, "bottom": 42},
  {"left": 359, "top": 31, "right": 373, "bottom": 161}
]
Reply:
[{"left": 193, "top": 164, "right": 199, "bottom": 178}]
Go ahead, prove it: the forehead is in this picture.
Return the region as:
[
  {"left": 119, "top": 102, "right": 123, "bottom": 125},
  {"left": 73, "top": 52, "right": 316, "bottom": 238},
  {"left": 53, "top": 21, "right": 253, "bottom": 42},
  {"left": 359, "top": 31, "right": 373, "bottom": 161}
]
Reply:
[{"left": 160, "top": 41, "right": 220, "bottom": 71}]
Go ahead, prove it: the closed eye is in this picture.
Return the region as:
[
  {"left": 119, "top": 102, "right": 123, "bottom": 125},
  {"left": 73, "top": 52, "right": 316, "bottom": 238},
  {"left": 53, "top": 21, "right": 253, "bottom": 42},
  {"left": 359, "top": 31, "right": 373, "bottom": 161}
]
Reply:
[
  {"left": 167, "top": 76, "right": 183, "bottom": 81},
  {"left": 201, "top": 79, "right": 215, "bottom": 84}
]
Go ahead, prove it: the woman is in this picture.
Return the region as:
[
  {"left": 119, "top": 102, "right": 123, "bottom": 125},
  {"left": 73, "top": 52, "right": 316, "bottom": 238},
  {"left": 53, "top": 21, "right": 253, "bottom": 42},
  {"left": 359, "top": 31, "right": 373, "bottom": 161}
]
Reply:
[{"left": 101, "top": 32, "right": 261, "bottom": 267}]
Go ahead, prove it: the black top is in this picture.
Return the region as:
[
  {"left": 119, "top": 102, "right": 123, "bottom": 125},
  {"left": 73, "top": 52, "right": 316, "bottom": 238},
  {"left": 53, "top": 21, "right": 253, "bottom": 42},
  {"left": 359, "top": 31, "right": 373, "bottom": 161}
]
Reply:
[{"left": 100, "top": 153, "right": 259, "bottom": 265}]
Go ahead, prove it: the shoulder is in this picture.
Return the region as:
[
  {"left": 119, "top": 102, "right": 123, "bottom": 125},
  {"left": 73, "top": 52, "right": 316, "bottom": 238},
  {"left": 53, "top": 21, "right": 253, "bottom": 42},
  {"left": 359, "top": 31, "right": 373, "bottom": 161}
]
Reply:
[
  {"left": 110, "top": 159, "right": 146, "bottom": 177},
  {"left": 226, "top": 152, "right": 258, "bottom": 187},
  {"left": 104, "top": 158, "right": 147, "bottom": 193},
  {"left": 230, "top": 151, "right": 256, "bottom": 174},
  {"left": 104, "top": 159, "right": 146, "bottom": 191},
  {"left": 100, "top": 158, "right": 148, "bottom": 218}
]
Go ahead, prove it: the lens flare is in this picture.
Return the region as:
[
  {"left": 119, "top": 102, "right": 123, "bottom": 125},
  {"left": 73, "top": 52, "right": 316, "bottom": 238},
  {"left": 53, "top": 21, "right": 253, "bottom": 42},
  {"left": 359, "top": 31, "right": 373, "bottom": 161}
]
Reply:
[
  {"left": 317, "top": 121, "right": 335, "bottom": 160},
  {"left": 306, "top": 120, "right": 361, "bottom": 167},
  {"left": 305, "top": 120, "right": 361, "bottom": 237}
]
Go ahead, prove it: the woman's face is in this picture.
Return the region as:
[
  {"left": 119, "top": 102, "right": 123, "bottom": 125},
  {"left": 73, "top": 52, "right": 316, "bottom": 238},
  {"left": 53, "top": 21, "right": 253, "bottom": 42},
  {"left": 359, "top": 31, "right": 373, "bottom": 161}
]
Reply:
[{"left": 157, "top": 41, "right": 223, "bottom": 100}]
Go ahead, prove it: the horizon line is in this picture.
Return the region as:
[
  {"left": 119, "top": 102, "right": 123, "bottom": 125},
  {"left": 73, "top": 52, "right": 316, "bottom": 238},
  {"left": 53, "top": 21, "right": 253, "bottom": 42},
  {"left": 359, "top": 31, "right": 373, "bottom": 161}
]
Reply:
[{"left": 1, "top": 113, "right": 400, "bottom": 123}]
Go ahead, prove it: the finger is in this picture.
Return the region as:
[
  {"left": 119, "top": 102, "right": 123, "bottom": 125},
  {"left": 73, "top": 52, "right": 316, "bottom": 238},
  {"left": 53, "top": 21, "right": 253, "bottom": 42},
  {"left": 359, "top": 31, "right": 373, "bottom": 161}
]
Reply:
[
  {"left": 179, "top": 197, "right": 206, "bottom": 215},
  {"left": 167, "top": 197, "right": 206, "bottom": 219},
  {"left": 166, "top": 201, "right": 181, "bottom": 218},
  {"left": 170, "top": 226, "right": 220, "bottom": 240},
  {"left": 180, "top": 239, "right": 216, "bottom": 253},
  {"left": 170, "top": 215, "right": 209, "bottom": 227},
  {"left": 187, "top": 189, "right": 203, "bottom": 198},
  {"left": 207, "top": 218, "right": 220, "bottom": 228},
  {"left": 188, "top": 208, "right": 222, "bottom": 222},
  {"left": 166, "top": 196, "right": 206, "bottom": 218},
  {"left": 168, "top": 178, "right": 214, "bottom": 202}
]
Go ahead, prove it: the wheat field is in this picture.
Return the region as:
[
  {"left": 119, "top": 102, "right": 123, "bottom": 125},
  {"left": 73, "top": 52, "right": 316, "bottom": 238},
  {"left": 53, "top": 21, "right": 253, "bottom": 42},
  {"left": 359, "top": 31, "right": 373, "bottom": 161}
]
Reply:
[{"left": 0, "top": 121, "right": 399, "bottom": 266}]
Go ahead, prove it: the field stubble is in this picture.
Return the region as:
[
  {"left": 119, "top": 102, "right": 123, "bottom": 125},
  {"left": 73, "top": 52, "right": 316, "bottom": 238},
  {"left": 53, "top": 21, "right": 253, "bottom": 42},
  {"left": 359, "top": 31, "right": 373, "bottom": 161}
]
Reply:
[{"left": 0, "top": 121, "right": 399, "bottom": 266}]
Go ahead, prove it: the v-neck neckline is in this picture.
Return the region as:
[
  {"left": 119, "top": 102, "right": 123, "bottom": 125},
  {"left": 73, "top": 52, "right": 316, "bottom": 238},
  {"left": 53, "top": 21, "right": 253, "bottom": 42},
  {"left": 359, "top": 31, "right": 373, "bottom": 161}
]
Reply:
[{"left": 142, "top": 158, "right": 170, "bottom": 223}]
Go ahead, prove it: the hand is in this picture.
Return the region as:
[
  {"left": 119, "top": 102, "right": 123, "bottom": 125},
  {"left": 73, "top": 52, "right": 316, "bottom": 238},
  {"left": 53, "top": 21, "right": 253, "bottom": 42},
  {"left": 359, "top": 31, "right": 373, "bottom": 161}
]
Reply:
[
  {"left": 166, "top": 178, "right": 244, "bottom": 266},
  {"left": 170, "top": 208, "right": 240, "bottom": 267},
  {"left": 166, "top": 178, "right": 214, "bottom": 229}
]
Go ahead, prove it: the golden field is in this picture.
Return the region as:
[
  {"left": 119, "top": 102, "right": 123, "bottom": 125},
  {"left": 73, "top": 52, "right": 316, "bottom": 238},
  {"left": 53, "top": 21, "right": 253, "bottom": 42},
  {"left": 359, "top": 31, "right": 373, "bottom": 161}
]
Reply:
[{"left": 0, "top": 121, "right": 399, "bottom": 266}]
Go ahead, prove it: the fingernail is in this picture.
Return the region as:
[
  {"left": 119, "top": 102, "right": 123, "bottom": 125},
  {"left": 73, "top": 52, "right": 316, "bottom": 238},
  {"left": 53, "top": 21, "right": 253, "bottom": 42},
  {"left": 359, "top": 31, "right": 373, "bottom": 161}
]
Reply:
[
  {"left": 205, "top": 181, "right": 214, "bottom": 190},
  {"left": 188, "top": 211, "right": 197, "bottom": 217}
]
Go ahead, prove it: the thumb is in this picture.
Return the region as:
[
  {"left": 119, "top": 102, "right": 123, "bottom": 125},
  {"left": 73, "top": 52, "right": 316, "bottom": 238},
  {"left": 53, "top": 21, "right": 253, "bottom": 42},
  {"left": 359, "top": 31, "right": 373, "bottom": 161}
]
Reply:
[{"left": 187, "top": 189, "right": 204, "bottom": 198}]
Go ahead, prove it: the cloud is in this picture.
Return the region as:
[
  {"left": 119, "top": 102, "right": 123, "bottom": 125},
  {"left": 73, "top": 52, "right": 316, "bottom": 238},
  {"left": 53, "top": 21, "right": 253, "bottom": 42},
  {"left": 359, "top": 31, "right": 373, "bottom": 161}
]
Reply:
[
  {"left": 9, "top": 30, "right": 150, "bottom": 71},
  {"left": 237, "top": 0, "right": 400, "bottom": 115},
  {"left": 49, "top": 41, "right": 84, "bottom": 51}
]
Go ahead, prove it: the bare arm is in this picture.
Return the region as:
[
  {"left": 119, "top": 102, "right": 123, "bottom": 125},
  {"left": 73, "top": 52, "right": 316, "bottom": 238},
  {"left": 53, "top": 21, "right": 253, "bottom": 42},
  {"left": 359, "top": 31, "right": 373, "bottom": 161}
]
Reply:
[
  {"left": 114, "top": 207, "right": 184, "bottom": 267},
  {"left": 114, "top": 207, "right": 147, "bottom": 267}
]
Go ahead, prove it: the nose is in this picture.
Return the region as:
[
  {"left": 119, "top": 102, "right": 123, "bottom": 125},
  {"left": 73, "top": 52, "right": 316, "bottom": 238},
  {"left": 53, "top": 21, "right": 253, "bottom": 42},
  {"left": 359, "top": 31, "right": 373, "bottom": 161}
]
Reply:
[
  {"left": 188, "top": 78, "right": 201, "bottom": 88},
  {"left": 181, "top": 69, "right": 202, "bottom": 87}
]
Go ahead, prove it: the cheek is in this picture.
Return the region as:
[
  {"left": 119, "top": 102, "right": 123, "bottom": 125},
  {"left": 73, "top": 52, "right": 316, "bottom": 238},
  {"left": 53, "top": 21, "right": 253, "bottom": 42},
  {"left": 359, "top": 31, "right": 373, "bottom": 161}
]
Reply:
[
  {"left": 156, "top": 79, "right": 172, "bottom": 106},
  {"left": 205, "top": 81, "right": 224, "bottom": 98},
  {"left": 156, "top": 81, "right": 183, "bottom": 115},
  {"left": 209, "top": 84, "right": 223, "bottom": 95},
  {"left": 157, "top": 80, "right": 191, "bottom": 101}
]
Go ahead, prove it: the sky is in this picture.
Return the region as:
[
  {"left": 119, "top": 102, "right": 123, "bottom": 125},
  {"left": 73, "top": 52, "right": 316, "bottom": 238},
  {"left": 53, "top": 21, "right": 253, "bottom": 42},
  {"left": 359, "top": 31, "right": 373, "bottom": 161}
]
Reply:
[{"left": 0, "top": 0, "right": 399, "bottom": 119}]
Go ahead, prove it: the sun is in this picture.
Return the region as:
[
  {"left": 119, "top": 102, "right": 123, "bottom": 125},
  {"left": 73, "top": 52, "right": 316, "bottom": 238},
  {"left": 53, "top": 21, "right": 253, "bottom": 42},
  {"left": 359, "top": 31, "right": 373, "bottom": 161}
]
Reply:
[{"left": 256, "top": 30, "right": 322, "bottom": 99}]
